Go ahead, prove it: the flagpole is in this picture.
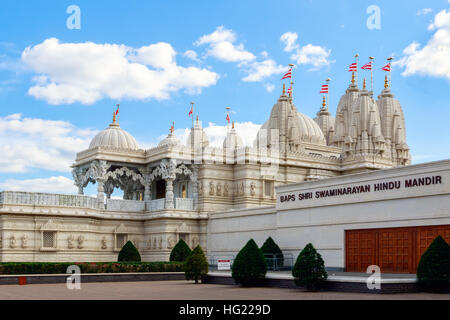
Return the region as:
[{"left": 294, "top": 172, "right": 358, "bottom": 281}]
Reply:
[
  {"left": 326, "top": 78, "right": 330, "bottom": 110},
  {"left": 369, "top": 56, "right": 374, "bottom": 94},
  {"left": 387, "top": 57, "right": 393, "bottom": 87},
  {"left": 354, "top": 53, "right": 359, "bottom": 84},
  {"left": 289, "top": 63, "right": 294, "bottom": 100},
  {"left": 226, "top": 107, "right": 230, "bottom": 130},
  {"left": 190, "top": 101, "right": 195, "bottom": 128}
]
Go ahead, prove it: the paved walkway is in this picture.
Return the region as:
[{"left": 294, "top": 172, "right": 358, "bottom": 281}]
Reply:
[{"left": 0, "top": 280, "right": 448, "bottom": 300}]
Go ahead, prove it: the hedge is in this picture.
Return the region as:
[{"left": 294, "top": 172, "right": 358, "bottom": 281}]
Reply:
[
  {"left": 417, "top": 235, "right": 450, "bottom": 293},
  {"left": 0, "top": 261, "right": 184, "bottom": 275},
  {"left": 232, "top": 239, "right": 267, "bottom": 286},
  {"left": 170, "top": 239, "right": 192, "bottom": 262},
  {"left": 184, "top": 245, "right": 209, "bottom": 284},
  {"left": 118, "top": 241, "right": 141, "bottom": 262}
]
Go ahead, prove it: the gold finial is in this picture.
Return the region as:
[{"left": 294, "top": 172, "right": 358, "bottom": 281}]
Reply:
[
  {"left": 351, "top": 72, "right": 355, "bottom": 84},
  {"left": 232, "top": 121, "right": 235, "bottom": 129},
  {"left": 112, "top": 112, "right": 116, "bottom": 123},
  {"left": 384, "top": 75, "right": 388, "bottom": 88},
  {"left": 282, "top": 83, "right": 285, "bottom": 94},
  {"left": 170, "top": 121, "right": 174, "bottom": 133},
  {"left": 363, "top": 78, "right": 366, "bottom": 89},
  {"left": 322, "top": 96, "right": 326, "bottom": 108},
  {"left": 196, "top": 114, "right": 199, "bottom": 122}
]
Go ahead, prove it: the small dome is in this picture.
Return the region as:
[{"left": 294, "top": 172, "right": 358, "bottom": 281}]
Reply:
[
  {"left": 158, "top": 132, "right": 181, "bottom": 147},
  {"left": 89, "top": 122, "right": 138, "bottom": 150}
]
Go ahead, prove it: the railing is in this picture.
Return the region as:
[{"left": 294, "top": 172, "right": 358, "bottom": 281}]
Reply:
[
  {"left": 0, "top": 191, "right": 101, "bottom": 209},
  {"left": 175, "top": 197, "right": 194, "bottom": 210},
  {"left": 147, "top": 198, "right": 165, "bottom": 211},
  {"left": 106, "top": 198, "right": 145, "bottom": 211},
  {"left": 208, "top": 255, "right": 235, "bottom": 271},
  {"left": 264, "top": 253, "right": 294, "bottom": 271}
]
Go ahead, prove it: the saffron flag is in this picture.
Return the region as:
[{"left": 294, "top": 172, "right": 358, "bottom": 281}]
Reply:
[
  {"left": 361, "top": 62, "right": 372, "bottom": 70},
  {"left": 348, "top": 63, "right": 357, "bottom": 72},
  {"left": 320, "top": 84, "right": 328, "bottom": 94},
  {"left": 381, "top": 63, "right": 391, "bottom": 72},
  {"left": 226, "top": 113, "right": 230, "bottom": 124},
  {"left": 281, "top": 68, "right": 292, "bottom": 80},
  {"left": 115, "top": 104, "right": 119, "bottom": 115}
]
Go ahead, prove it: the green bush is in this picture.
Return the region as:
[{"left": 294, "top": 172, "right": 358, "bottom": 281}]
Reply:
[
  {"left": 292, "top": 243, "right": 327, "bottom": 291},
  {"left": 232, "top": 239, "right": 267, "bottom": 286},
  {"left": 118, "top": 241, "right": 141, "bottom": 262},
  {"left": 261, "top": 237, "right": 284, "bottom": 269},
  {"left": 0, "top": 261, "right": 184, "bottom": 274},
  {"left": 170, "top": 239, "right": 192, "bottom": 262},
  {"left": 417, "top": 235, "right": 450, "bottom": 293},
  {"left": 185, "top": 245, "right": 209, "bottom": 284}
]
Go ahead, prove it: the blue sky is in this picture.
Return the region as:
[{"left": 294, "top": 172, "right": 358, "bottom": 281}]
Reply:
[{"left": 0, "top": 0, "right": 449, "bottom": 194}]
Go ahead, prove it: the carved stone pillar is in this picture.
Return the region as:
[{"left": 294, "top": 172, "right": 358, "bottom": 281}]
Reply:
[
  {"left": 165, "top": 178, "right": 174, "bottom": 209},
  {"left": 144, "top": 183, "right": 151, "bottom": 201},
  {"left": 90, "top": 160, "right": 109, "bottom": 207},
  {"left": 72, "top": 167, "right": 86, "bottom": 195},
  {"left": 97, "top": 178, "right": 105, "bottom": 203},
  {"left": 191, "top": 165, "right": 199, "bottom": 210}
]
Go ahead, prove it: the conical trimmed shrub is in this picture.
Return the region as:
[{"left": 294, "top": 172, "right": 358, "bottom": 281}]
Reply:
[
  {"left": 417, "top": 235, "right": 450, "bottom": 293},
  {"left": 185, "top": 245, "right": 209, "bottom": 284},
  {"left": 170, "top": 239, "right": 192, "bottom": 262},
  {"left": 232, "top": 239, "right": 267, "bottom": 286},
  {"left": 292, "top": 243, "right": 327, "bottom": 291},
  {"left": 261, "top": 237, "right": 284, "bottom": 269},
  {"left": 118, "top": 240, "right": 141, "bottom": 262}
]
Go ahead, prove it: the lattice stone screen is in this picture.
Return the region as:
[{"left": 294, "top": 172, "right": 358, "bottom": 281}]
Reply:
[{"left": 43, "top": 231, "right": 55, "bottom": 248}]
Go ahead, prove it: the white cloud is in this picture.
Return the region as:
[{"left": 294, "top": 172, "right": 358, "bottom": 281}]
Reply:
[
  {"left": 395, "top": 9, "right": 450, "bottom": 80},
  {"left": 280, "top": 32, "right": 332, "bottom": 69},
  {"left": 416, "top": 8, "right": 432, "bottom": 16},
  {"left": 21, "top": 38, "right": 219, "bottom": 105},
  {"left": 183, "top": 49, "right": 200, "bottom": 62},
  {"left": 264, "top": 83, "right": 275, "bottom": 93},
  {"left": 194, "top": 26, "right": 256, "bottom": 62},
  {"left": 242, "top": 59, "right": 288, "bottom": 82},
  {"left": 0, "top": 113, "right": 97, "bottom": 173},
  {"left": 291, "top": 44, "right": 332, "bottom": 69},
  {"left": 156, "top": 121, "right": 262, "bottom": 148},
  {"left": 0, "top": 176, "right": 77, "bottom": 193},
  {"left": 280, "top": 32, "right": 299, "bottom": 52}
]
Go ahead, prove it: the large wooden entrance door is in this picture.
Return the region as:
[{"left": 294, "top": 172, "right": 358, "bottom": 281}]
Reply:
[{"left": 345, "top": 224, "right": 450, "bottom": 273}]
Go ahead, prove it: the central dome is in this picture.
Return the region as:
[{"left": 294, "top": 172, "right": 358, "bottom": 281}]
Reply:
[
  {"left": 89, "top": 122, "right": 139, "bottom": 150},
  {"left": 255, "top": 91, "right": 326, "bottom": 148}
]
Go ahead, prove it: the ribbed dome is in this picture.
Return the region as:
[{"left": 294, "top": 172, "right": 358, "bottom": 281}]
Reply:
[
  {"left": 89, "top": 122, "right": 139, "bottom": 150},
  {"left": 296, "top": 112, "right": 326, "bottom": 145},
  {"left": 158, "top": 132, "right": 181, "bottom": 147}
]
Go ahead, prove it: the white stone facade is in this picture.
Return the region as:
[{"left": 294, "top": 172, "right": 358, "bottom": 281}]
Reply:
[
  {"left": 207, "top": 159, "right": 450, "bottom": 270},
  {"left": 0, "top": 81, "right": 416, "bottom": 262}
]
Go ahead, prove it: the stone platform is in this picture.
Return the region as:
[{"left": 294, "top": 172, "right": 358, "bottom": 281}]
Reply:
[
  {"left": 203, "top": 271, "right": 418, "bottom": 294},
  {"left": 0, "top": 272, "right": 185, "bottom": 285}
]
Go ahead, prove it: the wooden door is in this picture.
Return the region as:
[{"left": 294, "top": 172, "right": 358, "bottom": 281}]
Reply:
[{"left": 345, "top": 224, "right": 450, "bottom": 273}]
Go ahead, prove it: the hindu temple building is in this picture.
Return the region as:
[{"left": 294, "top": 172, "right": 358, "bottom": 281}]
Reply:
[{"left": 1, "top": 73, "right": 448, "bottom": 274}]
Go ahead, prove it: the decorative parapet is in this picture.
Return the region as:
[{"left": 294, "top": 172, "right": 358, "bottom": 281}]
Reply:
[
  {"left": 147, "top": 198, "right": 165, "bottom": 211},
  {"left": 175, "top": 198, "right": 194, "bottom": 210},
  {"left": 0, "top": 191, "right": 102, "bottom": 210},
  {"left": 106, "top": 198, "right": 145, "bottom": 212}
]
